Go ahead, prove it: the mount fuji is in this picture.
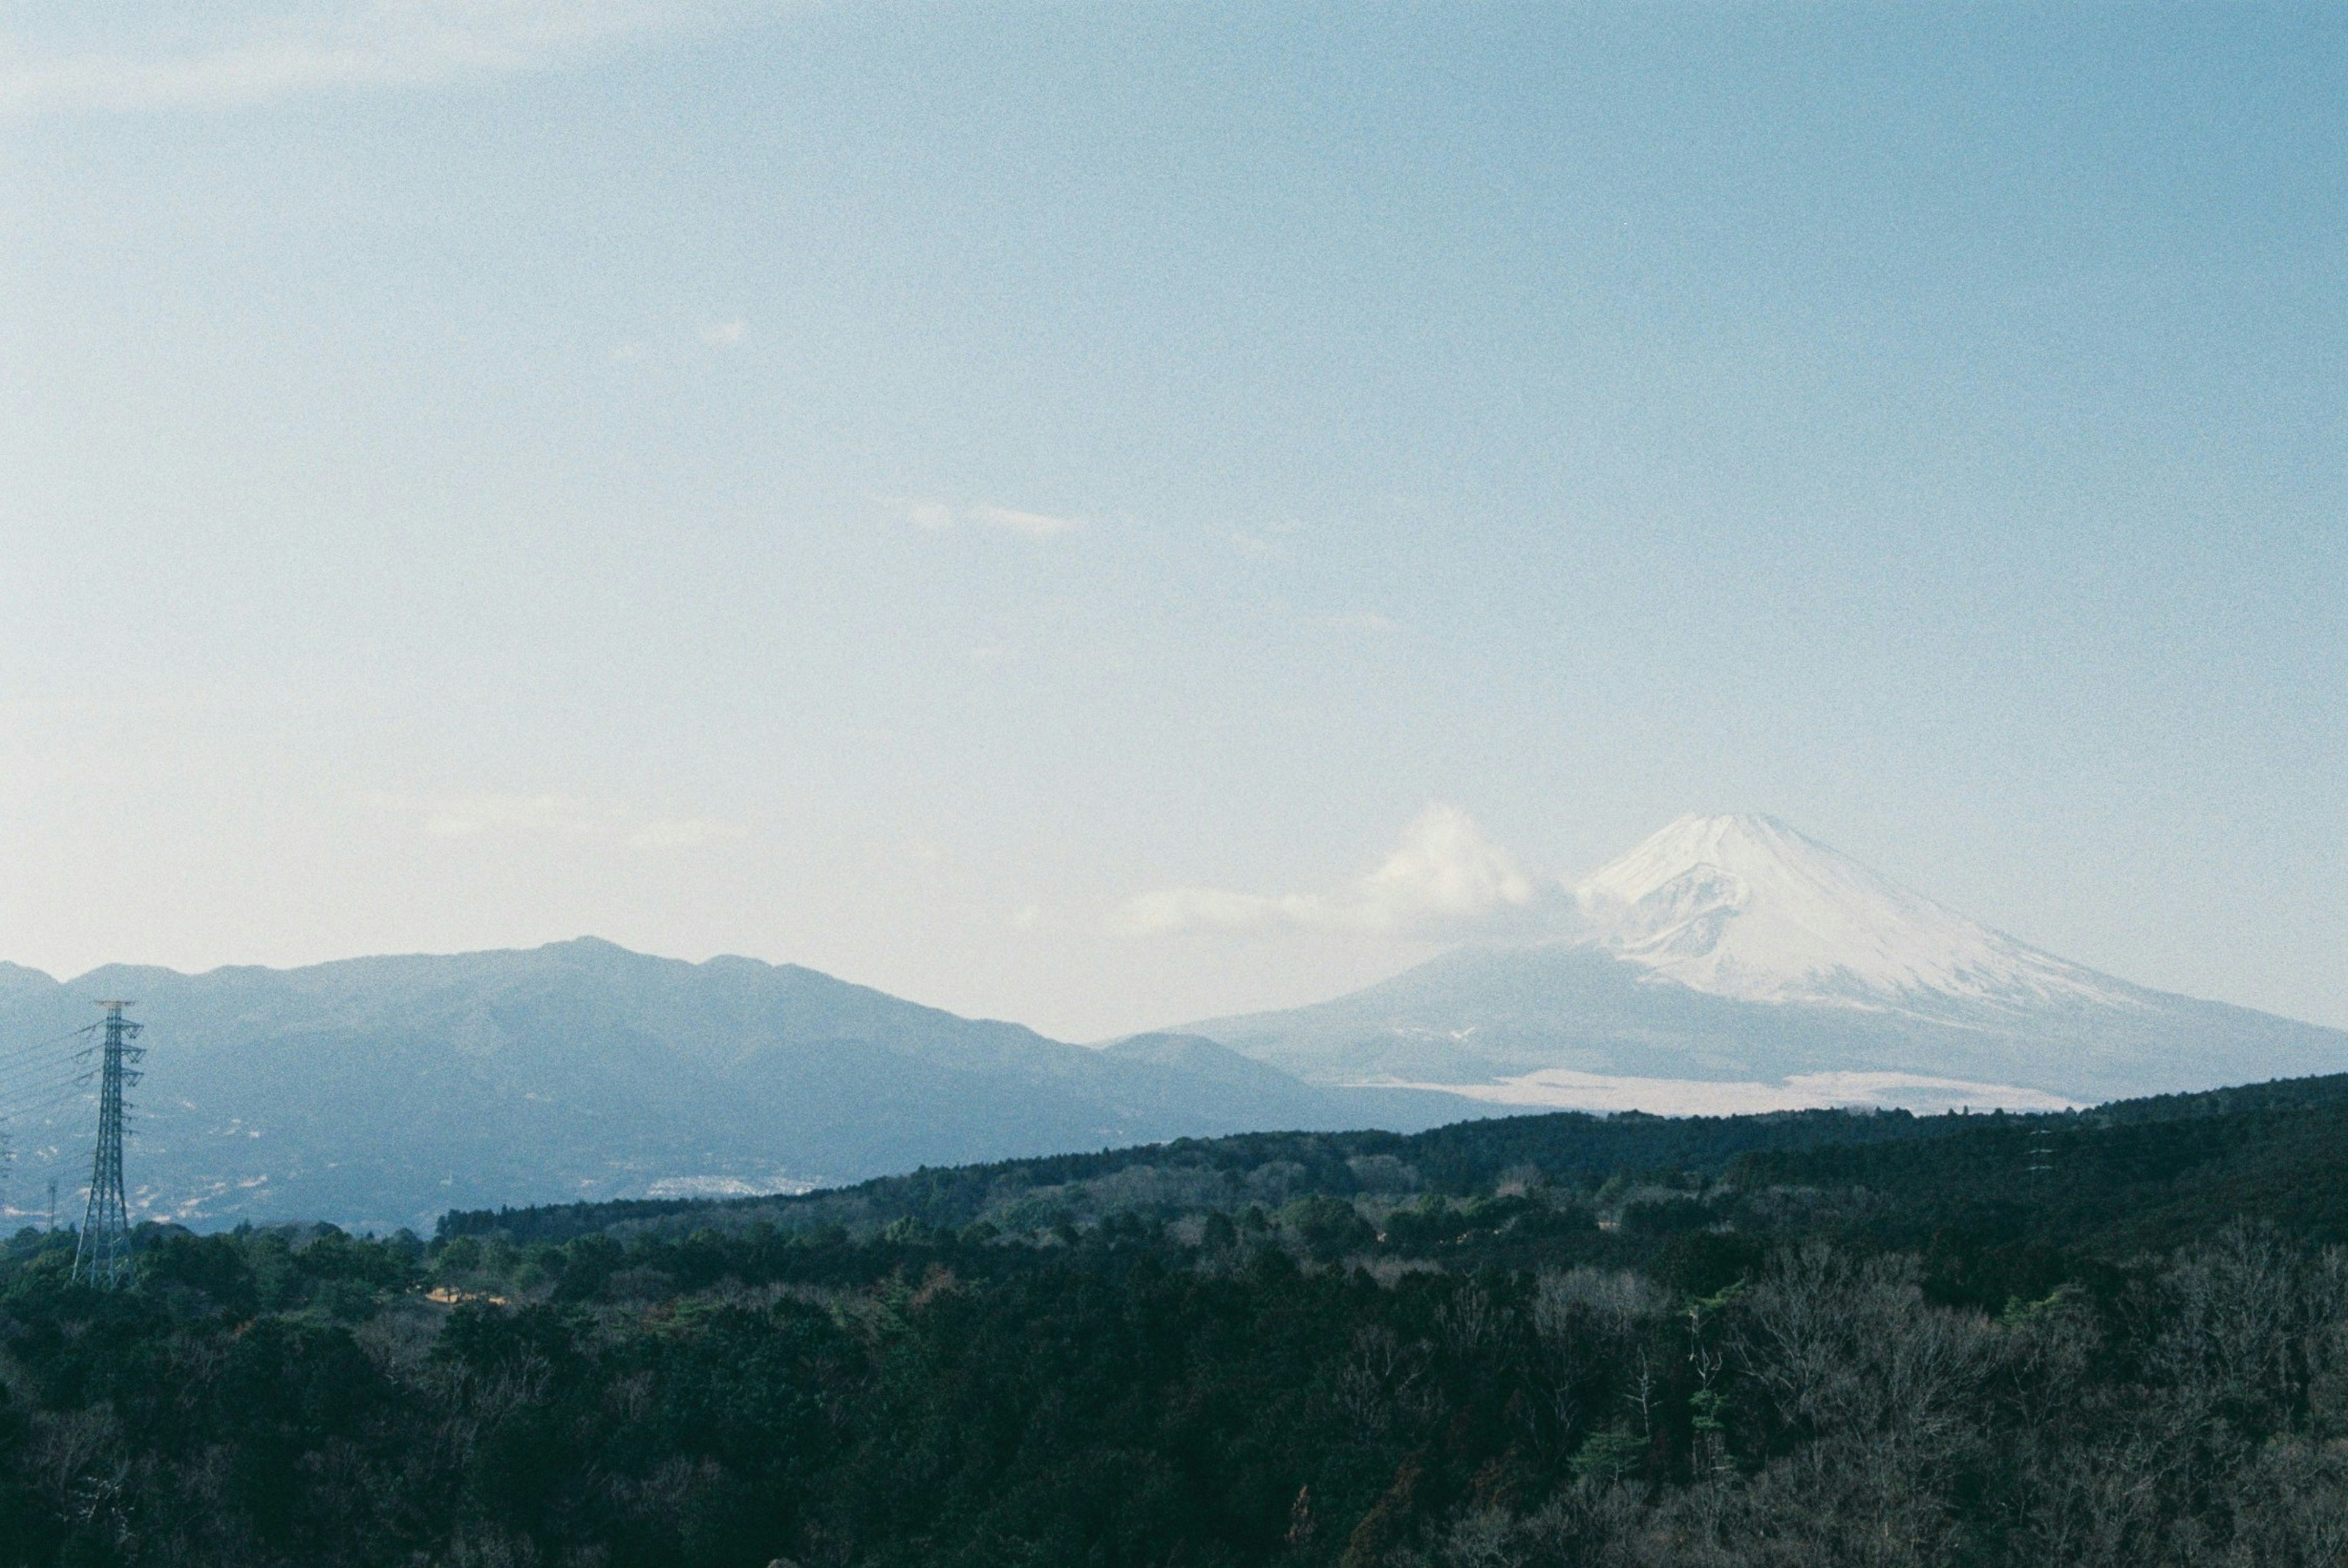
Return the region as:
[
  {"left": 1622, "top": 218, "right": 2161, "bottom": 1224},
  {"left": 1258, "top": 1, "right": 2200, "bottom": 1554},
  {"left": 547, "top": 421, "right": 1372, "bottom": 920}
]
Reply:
[{"left": 1179, "top": 814, "right": 2344, "bottom": 1113}]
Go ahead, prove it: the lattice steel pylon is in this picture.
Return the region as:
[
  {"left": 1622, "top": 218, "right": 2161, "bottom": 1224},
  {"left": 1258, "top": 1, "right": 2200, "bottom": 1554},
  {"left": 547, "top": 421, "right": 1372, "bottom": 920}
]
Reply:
[{"left": 73, "top": 1001, "right": 144, "bottom": 1289}]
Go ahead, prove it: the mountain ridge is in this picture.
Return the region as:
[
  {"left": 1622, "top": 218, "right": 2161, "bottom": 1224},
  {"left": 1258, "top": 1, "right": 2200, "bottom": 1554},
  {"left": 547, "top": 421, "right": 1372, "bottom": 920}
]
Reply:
[{"left": 0, "top": 938, "right": 1483, "bottom": 1232}]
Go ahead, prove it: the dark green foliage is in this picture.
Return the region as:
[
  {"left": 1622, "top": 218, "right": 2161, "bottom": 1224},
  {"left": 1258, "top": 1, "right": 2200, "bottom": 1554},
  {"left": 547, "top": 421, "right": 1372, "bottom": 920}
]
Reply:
[
  {"left": 1732, "top": 1089, "right": 2348, "bottom": 1252},
  {"left": 1, "top": 1073, "right": 2344, "bottom": 1567}
]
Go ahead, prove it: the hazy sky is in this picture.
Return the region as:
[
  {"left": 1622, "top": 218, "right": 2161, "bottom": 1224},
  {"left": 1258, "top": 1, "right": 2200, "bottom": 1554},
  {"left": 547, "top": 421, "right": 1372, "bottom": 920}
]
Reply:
[{"left": 3, "top": 2, "right": 2341, "bottom": 1040}]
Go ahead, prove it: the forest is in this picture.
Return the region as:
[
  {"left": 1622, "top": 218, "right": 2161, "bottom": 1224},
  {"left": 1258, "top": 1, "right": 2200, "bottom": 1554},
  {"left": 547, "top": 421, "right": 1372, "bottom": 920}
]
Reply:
[{"left": 2, "top": 1074, "right": 2342, "bottom": 1567}]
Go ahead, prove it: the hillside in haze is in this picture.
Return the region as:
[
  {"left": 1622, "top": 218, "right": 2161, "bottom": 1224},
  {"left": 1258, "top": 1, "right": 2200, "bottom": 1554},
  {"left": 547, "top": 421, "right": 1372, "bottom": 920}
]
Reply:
[
  {"left": 0, "top": 940, "right": 1474, "bottom": 1232},
  {"left": 1184, "top": 815, "right": 2344, "bottom": 1110}
]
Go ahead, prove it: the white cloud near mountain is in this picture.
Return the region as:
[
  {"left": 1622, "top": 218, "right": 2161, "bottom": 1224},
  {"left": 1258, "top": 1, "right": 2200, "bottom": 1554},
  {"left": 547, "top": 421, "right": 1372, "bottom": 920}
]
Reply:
[
  {"left": 0, "top": 1, "right": 688, "bottom": 118},
  {"left": 1117, "top": 804, "right": 1562, "bottom": 940}
]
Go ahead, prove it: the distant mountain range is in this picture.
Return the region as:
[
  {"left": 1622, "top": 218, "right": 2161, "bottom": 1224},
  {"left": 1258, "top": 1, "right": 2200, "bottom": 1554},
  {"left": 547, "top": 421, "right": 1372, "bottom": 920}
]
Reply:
[
  {"left": 1181, "top": 814, "right": 2344, "bottom": 1112},
  {"left": 1, "top": 814, "right": 2335, "bottom": 1231},
  {"left": 0, "top": 941, "right": 1472, "bottom": 1233}
]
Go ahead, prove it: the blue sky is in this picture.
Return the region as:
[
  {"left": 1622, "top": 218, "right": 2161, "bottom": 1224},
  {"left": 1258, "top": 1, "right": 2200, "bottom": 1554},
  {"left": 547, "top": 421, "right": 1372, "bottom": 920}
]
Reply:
[{"left": 2, "top": 1, "right": 2341, "bottom": 1038}]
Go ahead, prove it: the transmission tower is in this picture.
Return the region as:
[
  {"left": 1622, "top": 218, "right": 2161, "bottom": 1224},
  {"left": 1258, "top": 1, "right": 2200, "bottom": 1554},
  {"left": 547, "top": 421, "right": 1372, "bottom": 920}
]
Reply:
[
  {"left": 2025, "top": 1126, "right": 2055, "bottom": 1194},
  {"left": 72, "top": 1001, "right": 143, "bottom": 1289}
]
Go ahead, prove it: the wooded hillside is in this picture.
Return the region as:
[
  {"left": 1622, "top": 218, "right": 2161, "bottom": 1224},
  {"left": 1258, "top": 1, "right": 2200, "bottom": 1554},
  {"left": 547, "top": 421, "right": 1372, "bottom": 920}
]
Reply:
[{"left": 3, "top": 1073, "right": 2342, "bottom": 1567}]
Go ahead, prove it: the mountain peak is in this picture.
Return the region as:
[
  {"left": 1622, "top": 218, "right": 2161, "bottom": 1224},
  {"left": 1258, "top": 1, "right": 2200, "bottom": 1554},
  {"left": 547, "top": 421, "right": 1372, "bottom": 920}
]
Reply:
[{"left": 1573, "top": 815, "right": 2133, "bottom": 1015}]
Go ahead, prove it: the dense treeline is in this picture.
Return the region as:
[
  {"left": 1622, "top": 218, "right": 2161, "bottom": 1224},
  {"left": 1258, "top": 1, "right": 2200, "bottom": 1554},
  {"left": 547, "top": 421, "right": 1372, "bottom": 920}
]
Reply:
[
  {"left": 440, "top": 1105, "right": 1962, "bottom": 1248},
  {"left": 443, "top": 1075, "right": 2348, "bottom": 1251},
  {"left": 2, "top": 1074, "right": 2344, "bottom": 1567},
  {"left": 1735, "top": 1092, "right": 2348, "bottom": 1253}
]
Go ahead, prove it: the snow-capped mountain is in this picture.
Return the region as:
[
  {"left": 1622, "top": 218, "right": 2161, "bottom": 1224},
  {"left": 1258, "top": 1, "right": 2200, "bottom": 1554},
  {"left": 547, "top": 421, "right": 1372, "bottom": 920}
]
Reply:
[
  {"left": 1573, "top": 814, "right": 2134, "bottom": 1015},
  {"left": 1184, "top": 815, "right": 2344, "bottom": 1111}
]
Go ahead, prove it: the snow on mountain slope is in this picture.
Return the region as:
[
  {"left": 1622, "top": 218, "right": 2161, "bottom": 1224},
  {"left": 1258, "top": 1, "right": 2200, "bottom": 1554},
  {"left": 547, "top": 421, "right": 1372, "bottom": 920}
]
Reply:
[{"left": 1573, "top": 814, "right": 2137, "bottom": 1017}]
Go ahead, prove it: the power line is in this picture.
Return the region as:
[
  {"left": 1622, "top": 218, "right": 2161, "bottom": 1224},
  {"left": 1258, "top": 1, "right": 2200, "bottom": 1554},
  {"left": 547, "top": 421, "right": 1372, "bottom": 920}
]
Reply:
[
  {"left": 0, "top": 1022, "right": 108, "bottom": 1227},
  {"left": 0, "top": 1019, "right": 103, "bottom": 1058},
  {"left": 0, "top": 1026, "right": 103, "bottom": 1107},
  {"left": 0, "top": 1069, "right": 99, "bottom": 1109},
  {"left": 0, "top": 1045, "right": 98, "bottom": 1083},
  {"left": 0, "top": 1022, "right": 102, "bottom": 1076},
  {"left": 0, "top": 1053, "right": 101, "bottom": 1100}
]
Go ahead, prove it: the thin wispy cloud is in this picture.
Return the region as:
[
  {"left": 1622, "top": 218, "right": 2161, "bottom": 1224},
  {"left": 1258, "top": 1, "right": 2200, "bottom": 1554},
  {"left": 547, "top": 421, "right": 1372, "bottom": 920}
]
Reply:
[
  {"left": 1115, "top": 804, "right": 1567, "bottom": 940},
  {"left": 370, "top": 791, "right": 616, "bottom": 839},
  {"left": 969, "top": 504, "right": 1080, "bottom": 539},
  {"left": 1318, "top": 610, "right": 1400, "bottom": 633},
  {"left": 364, "top": 791, "right": 743, "bottom": 852},
  {"left": 1227, "top": 530, "right": 1282, "bottom": 560},
  {"left": 624, "top": 817, "right": 746, "bottom": 850},
  {"left": 698, "top": 318, "right": 746, "bottom": 347},
  {"left": 896, "top": 499, "right": 1083, "bottom": 539},
  {"left": 0, "top": 1, "right": 692, "bottom": 118}
]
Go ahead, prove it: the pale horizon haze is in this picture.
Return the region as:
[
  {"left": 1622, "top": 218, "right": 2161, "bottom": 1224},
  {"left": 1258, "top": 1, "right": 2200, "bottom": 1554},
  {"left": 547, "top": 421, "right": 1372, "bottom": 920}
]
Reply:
[{"left": 3, "top": 2, "right": 2342, "bottom": 1041}]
